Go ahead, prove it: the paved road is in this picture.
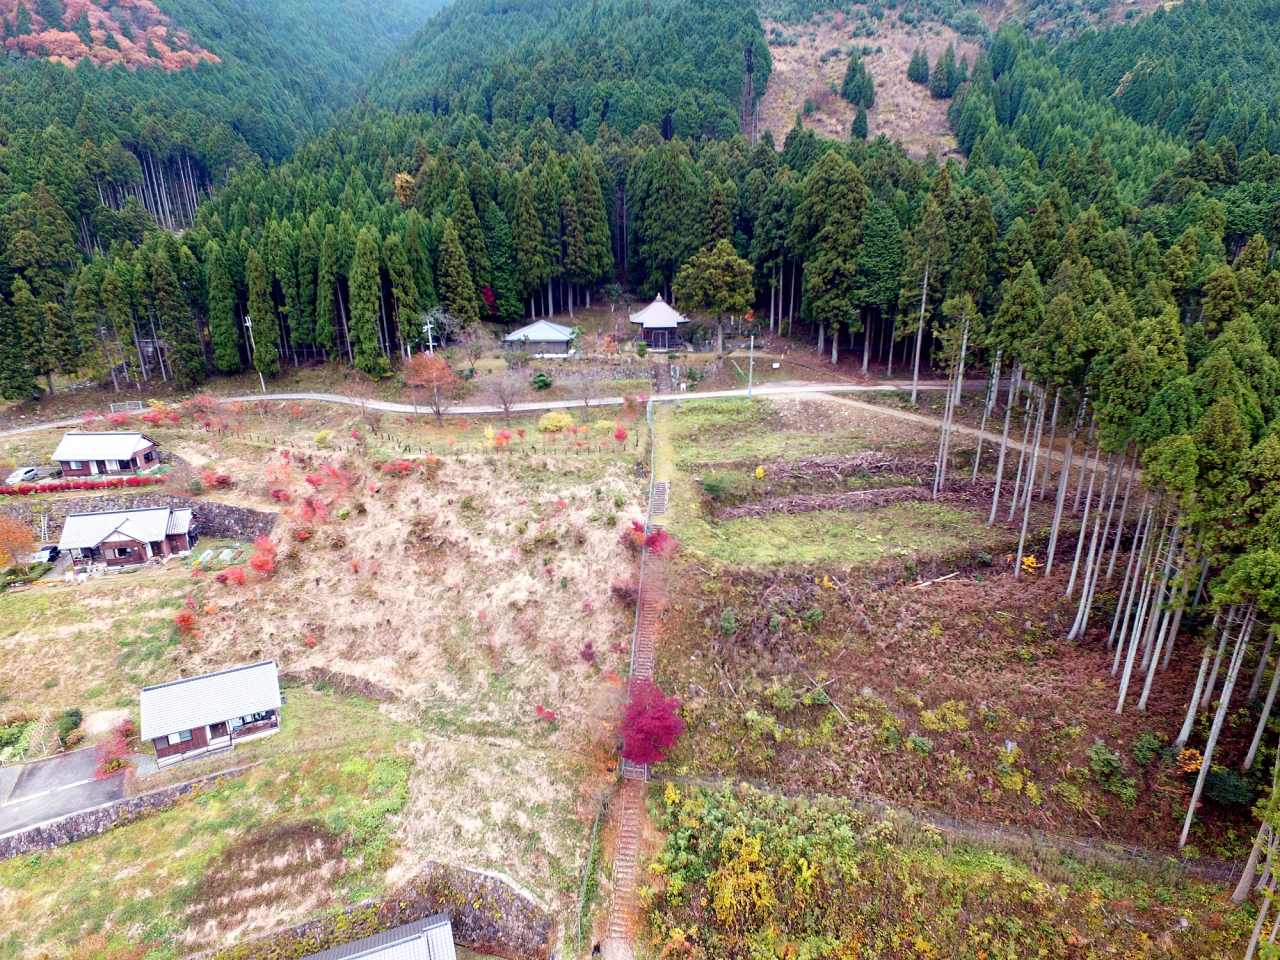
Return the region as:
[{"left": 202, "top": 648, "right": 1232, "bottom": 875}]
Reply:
[
  {"left": 0, "top": 379, "right": 974, "bottom": 439},
  {"left": 0, "top": 746, "right": 125, "bottom": 835}
]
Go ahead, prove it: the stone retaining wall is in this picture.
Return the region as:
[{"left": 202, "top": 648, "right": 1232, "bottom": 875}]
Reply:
[
  {"left": 0, "top": 493, "right": 277, "bottom": 543},
  {"left": 200, "top": 862, "right": 557, "bottom": 960},
  {"left": 0, "top": 764, "right": 256, "bottom": 859},
  {"left": 281, "top": 667, "right": 398, "bottom": 702}
]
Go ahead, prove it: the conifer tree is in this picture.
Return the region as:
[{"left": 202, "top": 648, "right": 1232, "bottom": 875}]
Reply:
[
  {"left": 563, "top": 192, "right": 589, "bottom": 311},
  {"left": 930, "top": 44, "right": 959, "bottom": 98},
  {"left": 575, "top": 157, "right": 613, "bottom": 294},
  {"left": 206, "top": 240, "right": 242, "bottom": 374},
  {"left": 706, "top": 180, "right": 732, "bottom": 248},
  {"left": 907, "top": 46, "right": 929, "bottom": 84},
  {"left": 247, "top": 249, "right": 279, "bottom": 377},
  {"left": 14, "top": 0, "right": 31, "bottom": 35},
  {"left": 482, "top": 205, "right": 522, "bottom": 323},
  {"left": 673, "top": 239, "right": 754, "bottom": 356},
  {"left": 349, "top": 227, "right": 390, "bottom": 378},
  {"left": 384, "top": 232, "right": 419, "bottom": 355},
  {"left": 451, "top": 173, "right": 491, "bottom": 301},
  {"left": 295, "top": 222, "right": 318, "bottom": 348},
  {"left": 842, "top": 51, "right": 875, "bottom": 108},
  {"left": 152, "top": 247, "right": 206, "bottom": 388},
  {"left": 852, "top": 106, "right": 869, "bottom": 141},
  {"left": 404, "top": 210, "right": 438, "bottom": 310},
  {"left": 99, "top": 266, "right": 135, "bottom": 385},
  {"left": 0, "top": 280, "right": 39, "bottom": 399},
  {"left": 514, "top": 170, "right": 549, "bottom": 310},
  {"left": 438, "top": 218, "right": 480, "bottom": 325}
]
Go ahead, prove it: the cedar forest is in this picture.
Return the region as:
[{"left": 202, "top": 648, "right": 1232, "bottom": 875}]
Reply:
[{"left": 6, "top": 0, "right": 1280, "bottom": 955}]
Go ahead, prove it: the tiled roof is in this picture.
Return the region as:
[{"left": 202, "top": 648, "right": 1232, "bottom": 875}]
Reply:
[
  {"left": 299, "top": 915, "right": 455, "bottom": 960},
  {"left": 52, "top": 432, "right": 156, "bottom": 462},
  {"left": 503, "top": 319, "right": 575, "bottom": 343},
  {"left": 59, "top": 507, "right": 186, "bottom": 550},
  {"left": 629, "top": 295, "right": 687, "bottom": 329},
  {"left": 140, "top": 660, "right": 282, "bottom": 741}
]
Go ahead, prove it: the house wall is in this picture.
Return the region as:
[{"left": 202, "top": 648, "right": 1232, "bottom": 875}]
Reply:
[
  {"left": 57, "top": 444, "right": 158, "bottom": 478},
  {"left": 100, "top": 538, "right": 147, "bottom": 566},
  {"left": 166, "top": 532, "right": 190, "bottom": 553},
  {"left": 153, "top": 724, "right": 209, "bottom": 759}
]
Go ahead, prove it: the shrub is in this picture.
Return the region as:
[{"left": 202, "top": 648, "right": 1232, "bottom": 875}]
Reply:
[
  {"left": 636, "top": 341, "right": 648, "bottom": 357},
  {"left": 55, "top": 708, "right": 83, "bottom": 745},
  {"left": 539, "top": 410, "right": 575, "bottom": 432},
  {"left": 1206, "top": 768, "right": 1254, "bottom": 805},
  {"left": 719, "top": 608, "right": 739, "bottom": 634},
  {"left": 531, "top": 371, "right": 554, "bottom": 391},
  {"left": 611, "top": 577, "right": 640, "bottom": 605},
  {"left": 1086, "top": 742, "right": 1138, "bottom": 808},
  {"left": 173, "top": 609, "right": 197, "bottom": 633},
  {"left": 622, "top": 680, "right": 685, "bottom": 764},
  {"left": 701, "top": 474, "right": 733, "bottom": 500},
  {"left": 644, "top": 528, "right": 676, "bottom": 556},
  {"left": 906, "top": 733, "right": 934, "bottom": 754},
  {"left": 254, "top": 536, "right": 277, "bottom": 555},
  {"left": 249, "top": 552, "right": 275, "bottom": 574},
  {"left": 1131, "top": 731, "right": 1164, "bottom": 766}
]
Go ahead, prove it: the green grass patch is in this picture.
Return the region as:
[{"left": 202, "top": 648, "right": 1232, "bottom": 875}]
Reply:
[{"left": 675, "top": 502, "right": 1002, "bottom": 567}]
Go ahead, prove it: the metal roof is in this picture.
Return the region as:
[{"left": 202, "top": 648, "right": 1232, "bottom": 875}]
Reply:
[
  {"left": 503, "top": 319, "right": 575, "bottom": 343},
  {"left": 140, "top": 660, "right": 282, "bottom": 741},
  {"left": 52, "top": 432, "right": 156, "bottom": 463},
  {"left": 300, "top": 915, "right": 456, "bottom": 960},
  {"left": 166, "top": 508, "right": 193, "bottom": 537},
  {"left": 629, "top": 295, "right": 688, "bottom": 330},
  {"left": 59, "top": 507, "right": 190, "bottom": 550}
]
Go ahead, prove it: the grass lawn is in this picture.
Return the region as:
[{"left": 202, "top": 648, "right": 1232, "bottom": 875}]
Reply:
[{"left": 674, "top": 502, "right": 1006, "bottom": 567}]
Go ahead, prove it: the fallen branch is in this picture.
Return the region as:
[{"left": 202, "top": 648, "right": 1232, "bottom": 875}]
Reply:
[{"left": 909, "top": 572, "right": 960, "bottom": 590}]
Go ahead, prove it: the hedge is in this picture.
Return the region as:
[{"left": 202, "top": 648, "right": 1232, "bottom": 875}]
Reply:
[{"left": 0, "top": 475, "right": 166, "bottom": 497}]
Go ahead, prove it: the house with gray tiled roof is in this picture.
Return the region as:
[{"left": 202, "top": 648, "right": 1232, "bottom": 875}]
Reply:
[{"left": 141, "top": 661, "right": 282, "bottom": 767}]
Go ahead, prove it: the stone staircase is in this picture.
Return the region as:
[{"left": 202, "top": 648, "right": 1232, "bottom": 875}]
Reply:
[
  {"left": 651, "top": 362, "right": 672, "bottom": 396},
  {"left": 602, "top": 475, "right": 671, "bottom": 960}
]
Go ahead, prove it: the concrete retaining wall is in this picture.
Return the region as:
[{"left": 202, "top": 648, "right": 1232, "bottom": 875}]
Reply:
[
  {"left": 0, "top": 765, "right": 256, "bottom": 860},
  {"left": 201, "top": 862, "right": 557, "bottom": 960}
]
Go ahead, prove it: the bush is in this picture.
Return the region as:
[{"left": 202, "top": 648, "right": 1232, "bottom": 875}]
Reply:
[
  {"left": 1206, "top": 769, "right": 1254, "bottom": 805},
  {"left": 719, "top": 608, "right": 739, "bottom": 634},
  {"left": 622, "top": 680, "right": 685, "bottom": 765},
  {"left": 906, "top": 733, "right": 934, "bottom": 754},
  {"left": 531, "top": 371, "right": 554, "bottom": 391},
  {"left": 1131, "top": 731, "right": 1164, "bottom": 766},
  {"left": 701, "top": 474, "right": 734, "bottom": 500},
  {"left": 1086, "top": 742, "right": 1139, "bottom": 808},
  {"left": 55, "top": 708, "right": 83, "bottom": 745},
  {"left": 636, "top": 341, "right": 648, "bottom": 357},
  {"left": 539, "top": 410, "right": 576, "bottom": 432}
]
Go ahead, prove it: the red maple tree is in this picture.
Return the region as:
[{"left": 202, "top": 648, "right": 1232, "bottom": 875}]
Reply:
[{"left": 621, "top": 680, "right": 685, "bottom": 765}]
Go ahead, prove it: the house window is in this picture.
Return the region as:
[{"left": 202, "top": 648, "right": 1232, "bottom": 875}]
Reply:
[
  {"left": 114, "top": 547, "right": 132, "bottom": 559},
  {"left": 176, "top": 729, "right": 193, "bottom": 742},
  {"left": 144, "top": 451, "right": 155, "bottom": 462},
  {"left": 154, "top": 735, "right": 170, "bottom": 748},
  {"left": 69, "top": 460, "right": 82, "bottom": 469}
]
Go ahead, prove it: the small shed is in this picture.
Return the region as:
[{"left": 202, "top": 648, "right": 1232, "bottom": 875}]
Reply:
[
  {"left": 297, "top": 914, "right": 456, "bottom": 960},
  {"left": 629, "top": 295, "right": 689, "bottom": 349},
  {"left": 59, "top": 506, "right": 194, "bottom": 566},
  {"left": 52, "top": 432, "right": 159, "bottom": 477},
  {"left": 141, "top": 660, "right": 283, "bottom": 767},
  {"left": 503, "top": 319, "right": 575, "bottom": 355}
]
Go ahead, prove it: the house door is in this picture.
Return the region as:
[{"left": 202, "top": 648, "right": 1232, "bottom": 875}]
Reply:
[{"left": 96, "top": 461, "right": 107, "bottom": 474}]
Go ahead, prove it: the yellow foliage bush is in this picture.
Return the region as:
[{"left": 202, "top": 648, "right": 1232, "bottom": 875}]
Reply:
[
  {"left": 539, "top": 411, "right": 576, "bottom": 432},
  {"left": 706, "top": 827, "right": 776, "bottom": 926},
  {"left": 919, "top": 700, "right": 970, "bottom": 733}
]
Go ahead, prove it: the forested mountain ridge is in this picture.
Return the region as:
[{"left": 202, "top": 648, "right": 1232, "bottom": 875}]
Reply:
[
  {"left": 1051, "top": 0, "right": 1280, "bottom": 153},
  {"left": 368, "top": 0, "right": 771, "bottom": 141},
  {"left": 0, "top": 0, "right": 218, "bottom": 70}
]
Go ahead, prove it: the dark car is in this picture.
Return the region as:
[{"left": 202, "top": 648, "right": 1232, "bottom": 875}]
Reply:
[{"left": 31, "top": 545, "right": 60, "bottom": 565}]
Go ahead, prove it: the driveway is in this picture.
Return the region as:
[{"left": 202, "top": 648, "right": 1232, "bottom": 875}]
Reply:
[{"left": 0, "top": 746, "right": 125, "bottom": 835}]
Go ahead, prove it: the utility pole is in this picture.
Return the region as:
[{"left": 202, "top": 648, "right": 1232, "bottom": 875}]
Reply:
[
  {"left": 244, "top": 315, "right": 267, "bottom": 394},
  {"left": 747, "top": 334, "right": 755, "bottom": 398}
]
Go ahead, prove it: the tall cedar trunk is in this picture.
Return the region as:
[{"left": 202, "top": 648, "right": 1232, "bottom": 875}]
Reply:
[
  {"left": 1038, "top": 388, "right": 1060, "bottom": 498},
  {"left": 1181, "top": 605, "right": 1254, "bottom": 848},
  {"left": 1006, "top": 389, "right": 1035, "bottom": 521},
  {"left": 1105, "top": 446, "right": 1139, "bottom": 581},
  {"left": 1244, "top": 634, "right": 1280, "bottom": 771},
  {"left": 910, "top": 264, "right": 928, "bottom": 404},
  {"left": 1013, "top": 387, "right": 1045, "bottom": 576},
  {"left": 1073, "top": 416, "right": 1097, "bottom": 513},
  {"left": 971, "top": 351, "right": 999, "bottom": 483},
  {"left": 1233, "top": 823, "right": 1270, "bottom": 905},
  {"left": 988, "top": 363, "right": 1019, "bottom": 524},
  {"left": 1176, "top": 646, "right": 1214, "bottom": 748},
  {"left": 1064, "top": 441, "right": 1102, "bottom": 597},
  {"left": 1109, "top": 495, "right": 1150, "bottom": 652},
  {"left": 1202, "top": 610, "right": 1232, "bottom": 710}
]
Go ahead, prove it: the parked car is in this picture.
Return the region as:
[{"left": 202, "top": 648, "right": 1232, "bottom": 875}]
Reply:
[
  {"left": 31, "top": 545, "right": 60, "bottom": 565},
  {"left": 4, "top": 466, "right": 38, "bottom": 484}
]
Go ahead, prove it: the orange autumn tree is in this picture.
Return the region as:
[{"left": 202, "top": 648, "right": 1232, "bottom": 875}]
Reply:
[
  {"left": 0, "top": 517, "right": 35, "bottom": 570},
  {"left": 403, "top": 353, "right": 459, "bottom": 425}
]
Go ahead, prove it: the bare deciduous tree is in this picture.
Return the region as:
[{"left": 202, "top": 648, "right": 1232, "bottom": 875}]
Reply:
[{"left": 484, "top": 369, "right": 527, "bottom": 424}]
